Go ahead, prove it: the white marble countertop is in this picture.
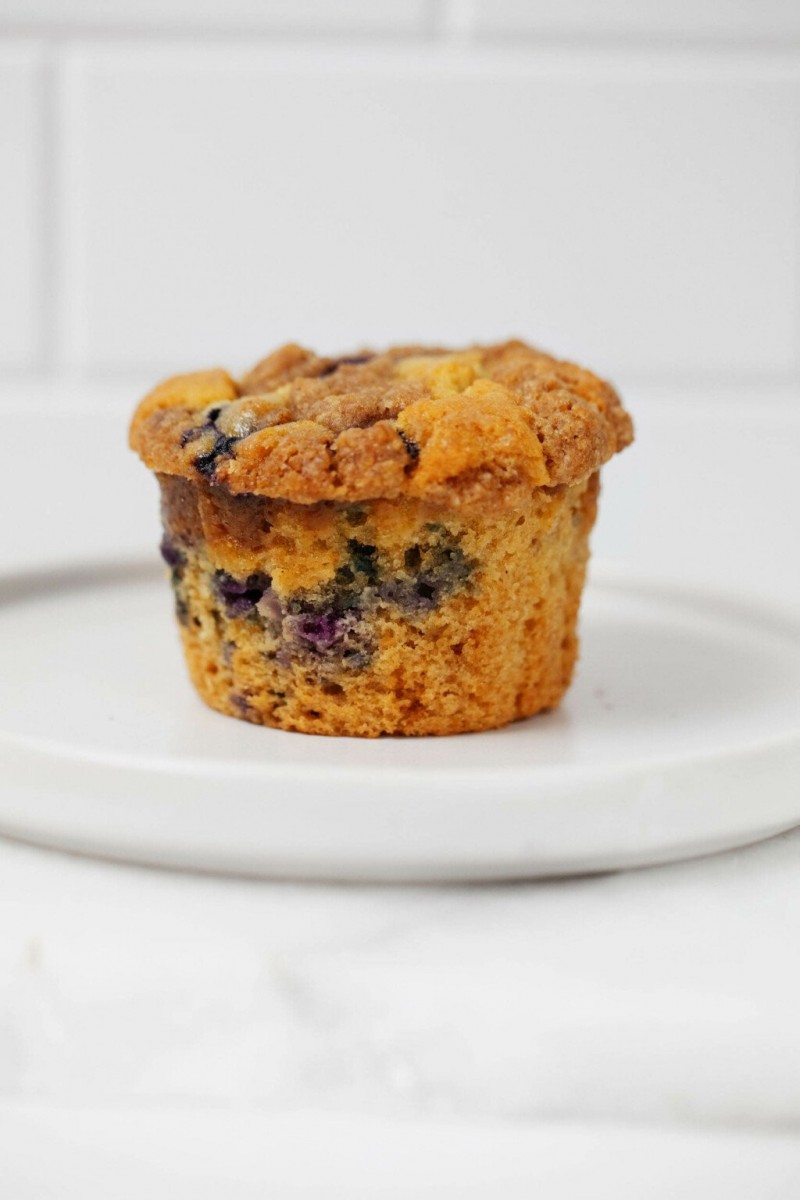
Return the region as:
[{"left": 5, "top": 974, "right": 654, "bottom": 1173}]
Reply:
[
  {"left": 1, "top": 386, "right": 800, "bottom": 1189},
  {"left": 4, "top": 819, "right": 800, "bottom": 1125}
]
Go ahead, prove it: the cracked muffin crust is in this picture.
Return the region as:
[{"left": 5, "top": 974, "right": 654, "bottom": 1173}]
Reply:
[{"left": 130, "top": 340, "right": 633, "bottom": 737}]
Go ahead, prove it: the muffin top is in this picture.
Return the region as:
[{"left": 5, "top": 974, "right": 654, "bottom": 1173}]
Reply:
[{"left": 129, "top": 340, "right": 633, "bottom": 509}]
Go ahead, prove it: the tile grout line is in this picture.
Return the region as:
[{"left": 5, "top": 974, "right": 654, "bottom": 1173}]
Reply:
[
  {"left": 50, "top": 38, "right": 80, "bottom": 381},
  {"left": 0, "top": 23, "right": 434, "bottom": 46},
  {"left": 794, "top": 96, "right": 800, "bottom": 381},
  {"left": 1, "top": 24, "right": 800, "bottom": 54},
  {"left": 35, "top": 39, "right": 62, "bottom": 376},
  {"left": 31, "top": 41, "right": 51, "bottom": 373}
]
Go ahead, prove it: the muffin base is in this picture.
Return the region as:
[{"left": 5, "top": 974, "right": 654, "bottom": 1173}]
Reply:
[{"left": 158, "top": 472, "right": 599, "bottom": 737}]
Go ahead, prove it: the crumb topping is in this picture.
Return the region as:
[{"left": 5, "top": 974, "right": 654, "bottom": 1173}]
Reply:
[{"left": 130, "top": 340, "right": 633, "bottom": 508}]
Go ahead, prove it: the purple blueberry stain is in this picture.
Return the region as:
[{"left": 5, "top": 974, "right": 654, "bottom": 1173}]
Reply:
[
  {"left": 180, "top": 426, "right": 205, "bottom": 448},
  {"left": 291, "top": 611, "right": 349, "bottom": 651},
  {"left": 179, "top": 403, "right": 240, "bottom": 477},
  {"left": 159, "top": 534, "right": 185, "bottom": 570},
  {"left": 347, "top": 539, "right": 379, "bottom": 584},
  {"left": 195, "top": 431, "right": 240, "bottom": 478},
  {"left": 377, "top": 578, "right": 437, "bottom": 614},
  {"left": 230, "top": 691, "right": 260, "bottom": 722},
  {"left": 378, "top": 533, "right": 474, "bottom": 615},
  {"left": 274, "top": 645, "right": 293, "bottom": 668},
  {"left": 397, "top": 429, "right": 420, "bottom": 466},
  {"left": 256, "top": 589, "right": 283, "bottom": 625},
  {"left": 282, "top": 607, "right": 372, "bottom": 669},
  {"left": 205, "top": 525, "right": 475, "bottom": 681},
  {"left": 213, "top": 570, "right": 273, "bottom": 617},
  {"left": 160, "top": 532, "right": 189, "bottom": 623}
]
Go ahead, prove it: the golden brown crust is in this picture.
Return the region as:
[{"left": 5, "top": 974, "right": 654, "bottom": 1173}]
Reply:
[{"left": 130, "top": 340, "right": 632, "bottom": 509}]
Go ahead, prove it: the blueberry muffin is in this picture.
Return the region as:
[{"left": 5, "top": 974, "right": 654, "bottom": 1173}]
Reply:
[{"left": 129, "top": 341, "right": 632, "bottom": 737}]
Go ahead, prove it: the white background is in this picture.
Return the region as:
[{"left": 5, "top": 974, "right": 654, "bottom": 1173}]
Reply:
[
  {"left": 1, "top": 0, "right": 799, "bottom": 394},
  {"left": 1, "top": 0, "right": 799, "bottom": 599}
]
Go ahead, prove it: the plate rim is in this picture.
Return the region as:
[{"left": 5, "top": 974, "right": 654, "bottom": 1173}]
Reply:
[{"left": 0, "top": 554, "right": 797, "bottom": 786}]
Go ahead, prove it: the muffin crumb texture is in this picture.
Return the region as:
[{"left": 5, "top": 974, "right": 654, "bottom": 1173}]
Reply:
[{"left": 131, "top": 341, "right": 632, "bottom": 737}]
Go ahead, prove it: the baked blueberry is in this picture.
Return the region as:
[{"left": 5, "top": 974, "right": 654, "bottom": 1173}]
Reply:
[{"left": 213, "top": 570, "right": 272, "bottom": 617}]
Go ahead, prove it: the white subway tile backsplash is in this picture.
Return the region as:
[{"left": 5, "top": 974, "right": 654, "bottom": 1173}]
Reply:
[
  {"left": 469, "top": 0, "right": 800, "bottom": 44},
  {"left": 0, "top": 0, "right": 430, "bottom": 35},
  {"left": 60, "top": 48, "right": 799, "bottom": 381},
  {"left": 0, "top": 45, "right": 42, "bottom": 370}
]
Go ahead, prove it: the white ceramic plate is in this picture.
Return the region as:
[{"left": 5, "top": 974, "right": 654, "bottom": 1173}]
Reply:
[{"left": 0, "top": 559, "right": 798, "bottom": 881}]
